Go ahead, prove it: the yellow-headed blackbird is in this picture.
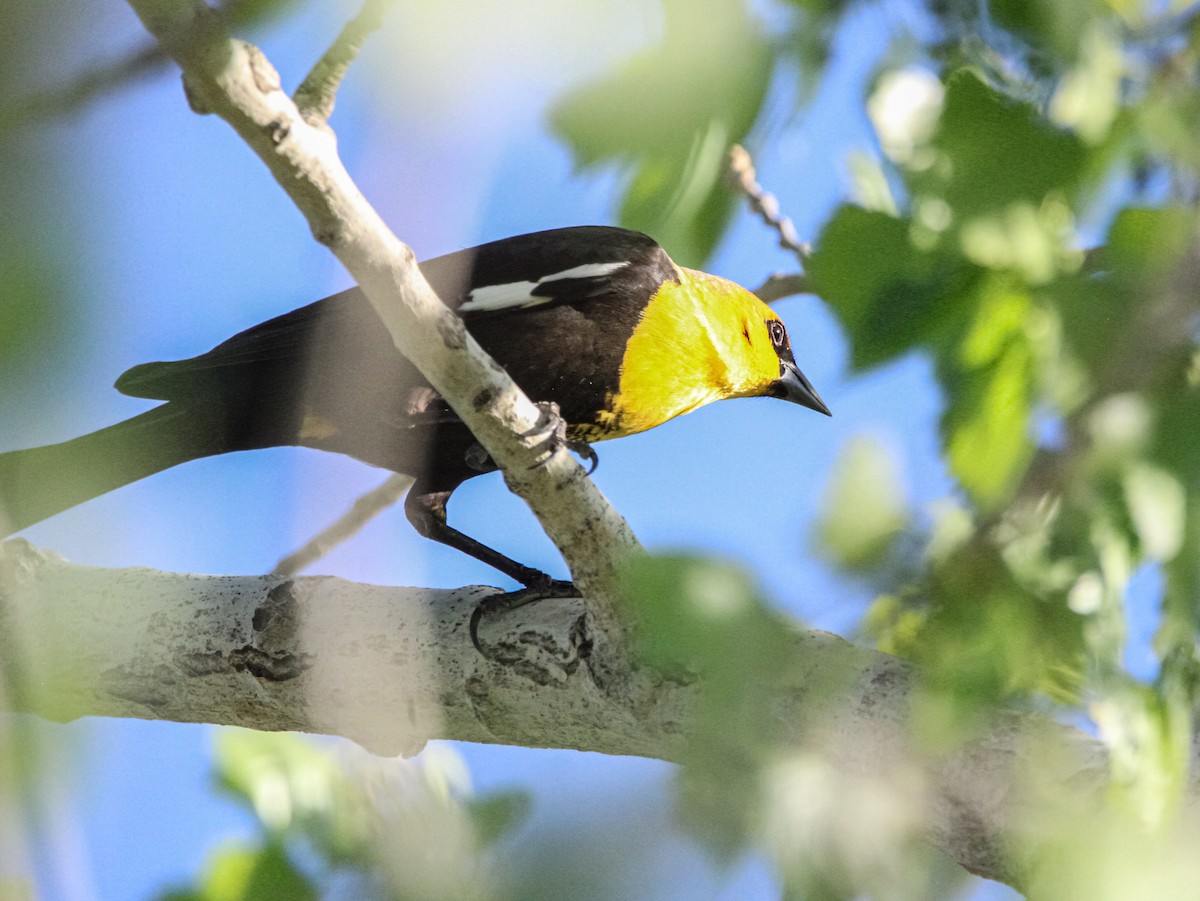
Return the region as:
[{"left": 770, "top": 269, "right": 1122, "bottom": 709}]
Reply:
[{"left": 0, "top": 226, "right": 828, "bottom": 586}]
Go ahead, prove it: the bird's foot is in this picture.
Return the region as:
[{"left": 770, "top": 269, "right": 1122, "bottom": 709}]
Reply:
[
  {"left": 470, "top": 578, "right": 580, "bottom": 657},
  {"left": 524, "top": 402, "right": 598, "bottom": 474}
]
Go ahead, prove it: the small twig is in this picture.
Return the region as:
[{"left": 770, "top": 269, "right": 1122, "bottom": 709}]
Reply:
[
  {"left": 0, "top": 43, "right": 167, "bottom": 133},
  {"left": 751, "top": 271, "right": 811, "bottom": 305},
  {"left": 0, "top": 0, "right": 297, "bottom": 134},
  {"left": 293, "top": 0, "right": 392, "bottom": 123},
  {"left": 728, "top": 144, "right": 810, "bottom": 265},
  {"left": 273, "top": 473, "right": 413, "bottom": 575}
]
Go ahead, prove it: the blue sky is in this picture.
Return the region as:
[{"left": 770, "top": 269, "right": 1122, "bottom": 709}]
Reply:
[{"left": 5, "top": 2, "right": 1018, "bottom": 898}]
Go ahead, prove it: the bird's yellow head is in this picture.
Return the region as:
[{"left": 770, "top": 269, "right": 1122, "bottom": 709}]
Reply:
[{"left": 593, "top": 266, "right": 829, "bottom": 438}]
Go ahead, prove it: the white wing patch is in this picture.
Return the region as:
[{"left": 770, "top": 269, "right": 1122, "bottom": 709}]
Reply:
[{"left": 459, "top": 261, "right": 629, "bottom": 313}]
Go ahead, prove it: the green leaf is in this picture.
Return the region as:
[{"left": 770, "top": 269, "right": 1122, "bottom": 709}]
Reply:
[
  {"left": 213, "top": 730, "right": 372, "bottom": 867},
  {"left": 989, "top": 0, "right": 1104, "bottom": 64},
  {"left": 1104, "top": 207, "right": 1196, "bottom": 283},
  {"left": 198, "top": 843, "right": 316, "bottom": 901},
  {"left": 467, "top": 790, "right": 532, "bottom": 847},
  {"left": 550, "top": 0, "right": 773, "bottom": 265},
  {"left": 816, "top": 436, "right": 909, "bottom": 569},
  {"left": 620, "top": 554, "right": 792, "bottom": 860},
  {"left": 914, "top": 71, "right": 1088, "bottom": 218},
  {"left": 1122, "top": 463, "right": 1185, "bottom": 562},
  {"left": 806, "top": 205, "right": 980, "bottom": 370},
  {"left": 941, "top": 290, "right": 1036, "bottom": 511},
  {"left": 0, "top": 240, "right": 67, "bottom": 372}
]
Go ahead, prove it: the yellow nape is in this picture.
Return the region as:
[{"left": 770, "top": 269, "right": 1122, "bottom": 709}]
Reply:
[{"left": 599, "top": 266, "right": 785, "bottom": 438}]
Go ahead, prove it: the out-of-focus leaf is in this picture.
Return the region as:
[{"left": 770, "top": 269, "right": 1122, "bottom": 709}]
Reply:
[
  {"left": 620, "top": 554, "right": 791, "bottom": 859},
  {"left": 806, "top": 205, "right": 979, "bottom": 370},
  {"left": 1122, "top": 463, "right": 1185, "bottom": 562},
  {"left": 1050, "top": 24, "right": 1124, "bottom": 143},
  {"left": 467, "top": 790, "right": 532, "bottom": 847},
  {"left": 550, "top": 0, "right": 773, "bottom": 265},
  {"left": 214, "top": 730, "right": 371, "bottom": 867},
  {"left": 911, "top": 539, "right": 1084, "bottom": 737},
  {"left": 1103, "top": 207, "right": 1196, "bottom": 283},
  {"left": 199, "top": 843, "right": 316, "bottom": 901},
  {"left": 914, "top": 71, "right": 1088, "bottom": 218},
  {"left": 941, "top": 284, "right": 1036, "bottom": 510},
  {"left": 988, "top": 0, "right": 1105, "bottom": 65},
  {"left": 0, "top": 247, "right": 62, "bottom": 370},
  {"left": 225, "top": 0, "right": 305, "bottom": 30},
  {"left": 816, "top": 436, "right": 910, "bottom": 569},
  {"left": 868, "top": 68, "right": 945, "bottom": 167}
]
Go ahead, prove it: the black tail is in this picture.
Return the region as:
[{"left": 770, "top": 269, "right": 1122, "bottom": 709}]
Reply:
[{"left": 0, "top": 404, "right": 223, "bottom": 537}]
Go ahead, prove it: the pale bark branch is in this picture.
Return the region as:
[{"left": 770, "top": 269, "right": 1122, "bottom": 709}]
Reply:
[
  {"left": 752, "top": 271, "right": 812, "bottom": 304},
  {"left": 121, "top": 0, "right": 642, "bottom": 643},
  {"left": 0, "top": 539, "right": 1123, "bottom": 888},
  {"left": 729, "top": 144, "right": 810, "bottom": 264}
]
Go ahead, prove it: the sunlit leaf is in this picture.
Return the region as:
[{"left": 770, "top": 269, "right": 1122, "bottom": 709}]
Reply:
[
  {"left": 816, "top": 436, "right": 910, "bottom": 569},
  {"left": 620, "top": 554, "right": 792, "bottom": 859},
  {"left": 198, "top": 843, "right": 316, "bottom": 901},
  {"left": 807, "top": 205, "right": 979, "bottom": 370},
  {"left": 550, "top": 0, "right": 773, "bottom": 264},
  {"left": 941, "top": 286, "right": 1036, "bottom": 510},
  {"left": 1122, "top": 463, "right": 1185, "bottom": 562},
  {"left": 916, "top": 71, "right": 1088, "bottom": 218}
]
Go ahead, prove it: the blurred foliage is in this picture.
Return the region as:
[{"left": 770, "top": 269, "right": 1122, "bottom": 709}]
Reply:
[
  {"left": 550, "top": 0, "right": 775, "bottom": 265},
  {"left": 157, "top": 731, "right": 529, "bottom": 901},
  {"left": 567, "top": 0, "right": 1200, "bottom": 894},
  {"left": 621, "top": 555, "right": 792, "bottom": 860},
  {"left": 815, "top": 435, "right": 910, "bottom": 570},
  {"left": 0, "top": 3, "right": 80, "bottom": 376},
  {"left": 620, "top": 553, "right": 964, "bottom": 899}
]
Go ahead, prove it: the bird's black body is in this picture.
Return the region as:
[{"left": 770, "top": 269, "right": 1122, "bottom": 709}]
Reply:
[
  {"left": 116, "top": 227, "right": 677, "bottom": 480},
  {"left": 0, "top": 226, "right": 827, "bottom": 587}
]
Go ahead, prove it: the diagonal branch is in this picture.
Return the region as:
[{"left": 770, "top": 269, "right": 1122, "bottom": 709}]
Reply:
[
  {"left": 121, "top": 0, "right": 641, "bottom": 649},
  {"left": 272, "top": 473, "right": 413, "bottom": 575},
  {"left": 728, "top": 143, "right": 810, "bottom": 264}
]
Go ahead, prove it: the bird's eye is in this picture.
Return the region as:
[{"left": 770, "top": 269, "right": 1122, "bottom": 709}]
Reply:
[{"left": 767, "top": 319, "right": 787, "bottom": 348}]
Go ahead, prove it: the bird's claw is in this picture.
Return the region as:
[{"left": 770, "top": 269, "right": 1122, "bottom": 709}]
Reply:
[
  {"left": 464, "top": 441, "right": 492, "bottom": 472},
  {"left": 524, "top": 402, "right": 598, "bottom": 474},
  {"left": 463, "top": 402, "right": 598, "bottom": 475},
  {"left": 569, "top": 440, "right": 599, "bottom": 475},
  {"left": 469, "top": 580, "right": 581, "bottom": 657}
]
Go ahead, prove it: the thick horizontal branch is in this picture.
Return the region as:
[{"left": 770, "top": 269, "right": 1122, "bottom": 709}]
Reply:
[
  {"left": 121, "top": 0, "right": 640, "bottom": 622},
  {"left": 0, "top": 539, "right": 1129, "bottom": 888}
]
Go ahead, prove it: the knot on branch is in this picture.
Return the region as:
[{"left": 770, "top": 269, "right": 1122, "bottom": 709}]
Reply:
[
  {"left": 472, "top": 593, "right": 591, "bottom": 686},
  {"left": 253, "top": 580, "right": 301, "bottom": 653}
]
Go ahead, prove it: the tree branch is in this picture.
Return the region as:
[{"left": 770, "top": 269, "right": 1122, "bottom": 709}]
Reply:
[
  {"left": 121, "top": 0, "right": 641, "bottom": 646},
  {"left": 293, "top": 0, "right": 391, "bottom": 124},
  {"left": 728, "top": 144, "right": 810, "bottom": 264},
  {"left": 0, "top": 538, "right": 1124, "bottom": 888}
]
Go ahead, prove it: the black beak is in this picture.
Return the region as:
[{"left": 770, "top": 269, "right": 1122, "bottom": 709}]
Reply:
[{"left": 774, "top": 360, "right": 831, "bottom": 416}]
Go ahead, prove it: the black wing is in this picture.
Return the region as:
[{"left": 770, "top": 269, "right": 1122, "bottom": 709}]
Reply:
[{"left": 113, "top": 226, "right": 677, "bottom": 448}]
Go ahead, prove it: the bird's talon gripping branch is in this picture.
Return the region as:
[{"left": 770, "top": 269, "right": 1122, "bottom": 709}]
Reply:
[
  {"left": 523, "top": 401, "right": 568, "bottom": 469},
  {"left": 470, "top": 581, "right": 582, "bottom": 658},
  {"left": 569, "top": 440, "right": 599, "bottom": 475},
  {"left": 464, "top": 441, "right": 492, "bottom": 472}
]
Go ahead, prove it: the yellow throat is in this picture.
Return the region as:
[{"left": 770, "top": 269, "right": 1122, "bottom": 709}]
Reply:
[{"left": 591, "top": 267, "right": 786, "bottom": 439}]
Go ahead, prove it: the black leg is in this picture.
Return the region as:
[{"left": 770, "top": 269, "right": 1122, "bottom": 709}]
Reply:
[{"left": 404, "top": 487, "right": 575, "bottom": 593}]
